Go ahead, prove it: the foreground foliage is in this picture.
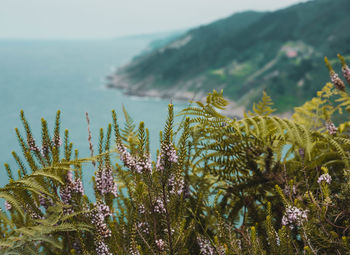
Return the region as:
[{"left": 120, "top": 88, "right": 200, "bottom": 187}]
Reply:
[{"left": 1, "top": 55, "right": 350, "bottom": 254}]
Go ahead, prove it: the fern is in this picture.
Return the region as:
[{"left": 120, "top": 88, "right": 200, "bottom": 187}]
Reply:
[{"left": 247, "top": 90, "right": 276, "bottom": 117}]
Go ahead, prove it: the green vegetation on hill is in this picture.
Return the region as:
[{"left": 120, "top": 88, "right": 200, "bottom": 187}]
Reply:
[{"left": 114, "top": 0, "right": 350, "bottom": 112}]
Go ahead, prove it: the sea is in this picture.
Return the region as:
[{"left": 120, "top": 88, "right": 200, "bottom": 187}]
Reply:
[{"left": 0, "top": 38, "right": 188, "bottom": 199}]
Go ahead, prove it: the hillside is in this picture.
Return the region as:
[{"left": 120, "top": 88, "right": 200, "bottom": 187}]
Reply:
[{"left": 108, "top": 0, "right": 350, "bottom": 113}]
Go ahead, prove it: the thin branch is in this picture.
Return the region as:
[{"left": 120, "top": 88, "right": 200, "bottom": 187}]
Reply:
[{"left": 85, "top": 112, "right": 96, "bottom": 167}]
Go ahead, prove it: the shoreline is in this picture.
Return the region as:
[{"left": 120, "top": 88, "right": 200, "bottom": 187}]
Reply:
[{"left": 106, "top": 73, "right": 292, "bottom": 119}]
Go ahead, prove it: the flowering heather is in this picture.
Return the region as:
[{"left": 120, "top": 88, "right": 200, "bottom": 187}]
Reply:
[
  {"left": 59, "top": 171, "right": 84, "bottom": 214},
  {"left": 91, "top": 202, "right": 112, "bottom": 239},
  {"left": 283, "top": 185, "right": 297, "bottom": 196},
  {"left": 59, "top": 185, "right": 74, "bottom": 214},
  {"left": 95, "top": 239, "right": 112, "bottom": 255},
  {"left": 330, "top": 72, "right": 346, "bottom": 91},
  {"left": 30, "top": 211, "right": 43, "bottom": 220},
  {"left": 156, "top": 143, "right": 178, "bottom": 171},
  {"left": 338, "top": 54, "right": 350, "bottom": 85},
  {"left": 116, "top": 141, "right": 153, "bottom": 174},
  {"left": 129, "top": 247, "right": 140, "bottom": 255},
  {"left": 95, "top": 202, "right": 112, "bottom": 217},
  {"left": 116, "top": 142, "right": 137, "bottom": 170},
  {"left": 317, "top": 173, "right": 332, "bottom": 184},
  {"left": 197, "top": 237, "right": 215, "bottom": 255},
  {"left": 137, "top": 222, "right": 150, "bottom": 234},
  {"left": 96, "top": 167, "right": 118, "bottom": 197},
  {"left": 27, "top": 135, "right": 40, "bottom": 153},
  {"left": 274, "top": 230, "right": 280, "bottom": 247},
  {"left": 135, "top": 154, "right": 152, "bottom": 174},
  {"left": 281, "top": 206, "right": 308, "bottom": 229},
  {"left": 74, "top": 178, "right": 84, "bottom": 194},
  {"left": 41, "top": 143, "right": 50, "bottom": 157},
  {"left": 138, "top": 204, "right": 145, "bottom": 214},
  {"left": 155, "top": 239, "right": 166, "bottom": 252},
  {"left": 326, "top": 121, "right": 338, "bottom": 135},
  {"left": 168, "top": 174, "right": 185, "bottom": 195},
  {"left": 342, "top": 65, "right": 350, "bottom": 85},
  {"left": 52, "top": 135, "right": 62, "bottom": 148},
  {"left": 298, "top": 148, "right": 305, "bottom": 159},
  {"left": 39, "top": 195, "right": 53, "bottom": 210},
  {"left": 153, "top": 198, "right": 167, "bottom": 214},
  {"left": 4, "top": 201, "right": 12, "bottom": 211}
]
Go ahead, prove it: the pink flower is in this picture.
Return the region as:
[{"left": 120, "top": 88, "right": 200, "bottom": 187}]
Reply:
[
  {"left": 331, "top": 72, "right": 345, "bottom": 91},
  {"left": 59, "top": 171, "right": 84, "bottom": 214},
  {"left": 156, "top": 239, "right": 166, "bottom": 251},
  {"left": 154, "top": 198, "right": 167, "bottom": 214},
  {"left": 168, "top": 174, "right": 185, "bottom": 195},
  {"left": 326, "top": 121, "right": 337, "bottom": 135},
  {"left": 95, "top": 239, "right": 112, "bottom": 255},
  {"left": 156, "top": 143, "right": 178, "bottom": 171},
  {"left": 4, "top": 201, "right": 12, "bottom": 211},
  {"left": 91, "top": 202, "right": 112, "bottom": 239},
  {"left": 317, "top": 173, "right": 332, "bottom": 184},
  {"left": 281, "top": 206, "right": 308, "bottom": 229},
  {"left": 342, "top": 65, "right": 350, "bottom": 85},
  {"left": 27, "top": 135, "right": 40, "bottom": 153},
  {"left": 96, "top": 167, "right": 117, "bottom": 197},
  {"left": 197, "top": 237, "right": 215, "bottom": 255}
]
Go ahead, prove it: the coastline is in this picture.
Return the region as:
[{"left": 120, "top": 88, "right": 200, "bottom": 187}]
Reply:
[{"left": 106, "top": 72, "right": 292, "bottom": 119}]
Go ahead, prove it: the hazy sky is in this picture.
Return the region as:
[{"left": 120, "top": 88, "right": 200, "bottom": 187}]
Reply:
[{"left": 0, "top": 0, "right": 308, "bottom": 39}]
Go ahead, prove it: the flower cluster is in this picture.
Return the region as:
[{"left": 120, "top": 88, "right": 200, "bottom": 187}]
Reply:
[
  {"left": 155, "top": 239, "right": 166, "bottom": 252},
  {"left": 129, "top": 247, "right": 140, "bottom": 255},
  {"left": 116, "top": 142, "right": 138, "bottom": 170},
  {"left": 117, "top": 141, "right": 153, "bottom": 174},
  {"left": 156, "top": 143, "right": 178, "bottom": 171},
  {"left": 153, "top": 198, "right": 167, "bottom": 214},
  {"left": 281, "top": 206, "right": 308, "bottom": 229},
  {"left": 135, "top": 155, "right": 152, "bottom": 174},
  {"left": 275, "top": 231, "right": 280, "bottom": 246},
  {"left": 95, "top": 239, "right": 112, "bottom": 255},
  {"left": 197, "top": 237, "right": 215, "bottom": 255},
  {"left": 27, "top": 135, "right": 40, "bottom": 153},
  {"left": 298, "top": 148, "right": 305, "bottom": 159},
  {"left": 91, "top": 202, "right": 112, "bottom": 239},
  {"left": 59, "top": 186, "right": 74, "bottom": 214},
  {"left": 137, "top": 222, "right": 150, "bottom": 234},
  {"left": 59, "top": 171, "right": 84, "bottom": 214},
  {"left": 96, "top": 167, "right": 118, "bottom": 197},
  {"left": 22, "top": 203, "right": 43, "bottom": 220},
  {"left": 163, "top": 227, "right": 175, "bottom": 236},
  {"left": 168, "top": 174, "right": 185, "bottom": 195},
  {"left": 317, "top": 173, "right": 332, "bottom": 184},
  {"left": 4, "top": 201, "right": 12, "bottom": 211},
  {"left": 342, "top": 65, "right": 350, "bottom": 84},
  {"left": 330, "top": 72, "right": 346, "bottom": 91},
  {"left": 283, "top": 185, "right": 296, "bottom": 196},
  {"left": 326, "top": 121, "right": 338, "bottom": 135},
  {"left": 41, "top": 142, "right": 50, "bottom": 157},
  {"left": 138, "top": 204, "right": 145, "bottom": 214},
  {"left": 52, "top": 134, "right": 62, "bottom": 148},
  {"left": 74, "top": 179, "right": 84, "bottom": 194},
  {"left": 31, "top": 211, "right": 43, "bottom": 220}
]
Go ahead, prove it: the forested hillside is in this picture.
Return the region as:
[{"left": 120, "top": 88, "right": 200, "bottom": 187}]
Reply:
[{"left": 110, "top": 0, "right": 350, "bottom": 112}]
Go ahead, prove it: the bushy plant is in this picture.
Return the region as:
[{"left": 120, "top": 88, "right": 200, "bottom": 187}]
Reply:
[{"left": 1, "top": 55, "right": 350, "bottom": 254}]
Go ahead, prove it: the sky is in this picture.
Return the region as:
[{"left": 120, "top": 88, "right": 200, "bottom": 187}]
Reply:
[{"left": 0, "top": 0, "right": 308, "bottom": 39}]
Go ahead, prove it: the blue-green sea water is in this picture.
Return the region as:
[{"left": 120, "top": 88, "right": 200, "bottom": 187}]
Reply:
[{"left": 0, "top": 38, "right": 187, "bottom": 198}]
